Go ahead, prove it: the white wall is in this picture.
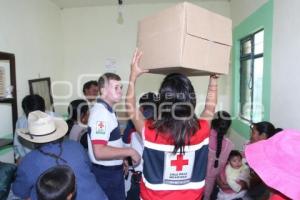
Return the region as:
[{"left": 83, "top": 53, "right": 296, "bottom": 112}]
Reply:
[
  {"left": 270, "top": 0, "right": 300, "bottom": 130},
  {"left": 229, "top": 0, "right": 300, "bottom": 144},
  {"left": 228, "top": 0, "right": 269, "bottom": 143},
  {"left": 58, "top": 0, "right": 231, "bottom": 115},
  {"left": 0, "top": 0, "right": 63, "bottom": 162},
  {"left": 0, "top": 0, "right": 64, "bottom": 114},
  {"left": 230, "top": 0, "right": 268, "bottom": 27}
]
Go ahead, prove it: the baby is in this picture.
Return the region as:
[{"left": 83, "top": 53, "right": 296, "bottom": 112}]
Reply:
[{"left": 217, "top": 150, "right": 250, "bottom": 200}]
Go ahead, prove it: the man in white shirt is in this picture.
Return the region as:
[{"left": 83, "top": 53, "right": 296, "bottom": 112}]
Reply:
[{"left": 87, "top": 73, "right": 141, "bottom": 200}]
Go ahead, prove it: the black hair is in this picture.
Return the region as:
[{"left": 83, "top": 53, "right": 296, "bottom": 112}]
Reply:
[
  {"left": 66, "top": 99, "right": 89, "bottom": 135},
  {"left": 82, "top": 80, "right": 98, "bottom": 95},
  {"left": 251, "top": 121, "right": 281, "bottom": 139},
  {"left": 139, "top": 92, "right": 157, "bottom": 120},
  {"left": 22, "top": 94, "right": 45, "bottom": 117},
  {"left": 211, "top": 111, "right": 232, "bottom": 168},
  {"left": 98, "top": 73, "right": 121, "bottom": 95},
  {"left": 36, "top": 165, "right": 76, "bottom": 200},
  {"left": 152, "top": 73, "right": 199, "bottom": 154},
  {"left": 228, "top": 150, "right": 242, "bottom": 161}
]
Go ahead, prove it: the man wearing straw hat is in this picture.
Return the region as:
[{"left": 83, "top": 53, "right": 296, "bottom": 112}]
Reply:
[{"left": 12, "top": 111, "right": 108, "bottom": 200}]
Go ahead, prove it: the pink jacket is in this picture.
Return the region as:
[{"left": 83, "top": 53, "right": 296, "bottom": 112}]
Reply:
[{"left": 204, "top": 129, "right": 234, "bottom": 199}]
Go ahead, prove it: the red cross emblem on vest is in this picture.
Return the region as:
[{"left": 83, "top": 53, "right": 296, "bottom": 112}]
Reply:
[
  {"left": 171, "top": 154, "right": 189, "bottom": 171},
  {"left": 98, "top": 122, "right": 104, "bottom": 129}
]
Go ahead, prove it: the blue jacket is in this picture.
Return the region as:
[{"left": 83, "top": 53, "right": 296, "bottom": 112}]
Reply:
[{"left": 12, "top": 140, "right": 108, "bottom": 200}]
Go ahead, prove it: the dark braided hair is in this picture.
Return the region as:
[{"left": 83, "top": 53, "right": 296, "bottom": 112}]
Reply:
[
  {"left": 37, "top": 138, "right": 67, "bottom": 165},
  {"left": 211, "top": 111, "right": 232, "bottom": 168}
]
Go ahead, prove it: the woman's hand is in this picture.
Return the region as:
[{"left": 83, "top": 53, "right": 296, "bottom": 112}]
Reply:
[
  {"left": 216, "top": 176, "right": 230, "bottom": 190},
  {"left": 236, "top": 180, "right": 248, "bottom": 190},
  {"left": 130, "top": 49, "right": 149, "bottom": 81}
]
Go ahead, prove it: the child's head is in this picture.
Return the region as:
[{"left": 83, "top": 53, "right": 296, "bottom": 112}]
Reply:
[
  {"left": 22, "top": 94, "right": 45, "bottom": 117},
  {"left": 98, "top": 73, "right": 122, "bottom": 105},
  {"left": 250, "top": 121, "right": 282, "bottom": 143},
  {"left": 82, "top": 80, "right": 98, "bottom": 102},
  {"left": 139, "top": 92, "right": 157, "bottom": 120},
  {"left": 67, "top": 99, "right": 89, "bottom": 125},
  {"left": 228, "top": 150, "right": 243, "bottom": 169},
  {"left": 36, "top": 165, "right": 76, "bottom": 200}
]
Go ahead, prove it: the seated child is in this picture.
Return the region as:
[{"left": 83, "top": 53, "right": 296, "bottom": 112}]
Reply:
[
  {"left": 66, "top": 99, "right": 89, "bottom": 147},
  {"left": 217, "top": 150, "right": 250, "bottom": 200},
  {"left": 36, "top": 165, "right": 76, "bottom": 200}
]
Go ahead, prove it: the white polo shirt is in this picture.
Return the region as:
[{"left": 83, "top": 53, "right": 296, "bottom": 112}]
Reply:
[{"left": 87, "top": 99, "right": 123, "bottom": 166}]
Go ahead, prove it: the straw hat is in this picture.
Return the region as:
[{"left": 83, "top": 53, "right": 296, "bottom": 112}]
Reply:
[{"left": 17, "top": 111, "right": 68, "bottom": 143}]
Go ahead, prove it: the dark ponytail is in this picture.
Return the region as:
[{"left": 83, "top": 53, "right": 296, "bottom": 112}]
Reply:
[
  {"left": 211, "top": 111, "right": 232, "bottom": 168},
  {"left": 252, "top": 121, "right": 282, "bottom": 139}
]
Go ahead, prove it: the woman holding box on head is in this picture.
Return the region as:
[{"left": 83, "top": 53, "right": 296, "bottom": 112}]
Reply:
[{"left": 126, "top": 49, "right": 219, "bottom": 200}]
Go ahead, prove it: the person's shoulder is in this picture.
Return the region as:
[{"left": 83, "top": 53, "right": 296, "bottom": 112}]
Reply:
[
  {"left": 88, "top": 104, "right": 111, "bottom": 123},
  {"left": 64, "top": 140, "right": 86, "bottom": 152},
  {"left": 17, "top": 149, "right": 39, "bottom": 167},
  {"left": 46, "top": 111, "right": 62, "bottom": 118},
  {"left": 225, "top": 164, "right": 235, "bottom": 175},
  {"left": 90, "top": 103, "right": 110, "bottom": 116},
  {"left": 17, "top": 115, "right": 27, "bottom": 121},
  {"left": 63, "top": 139, "right": 82, "bottom": 147},
  {"left": 223, "top": 137, "right": 234, "bottom": 148},
  {"left": 16, "top": 115, "right": 27, "bottom": 128},
  {"left": 241, "top": 162, "right": 249, "bottom": 170}
]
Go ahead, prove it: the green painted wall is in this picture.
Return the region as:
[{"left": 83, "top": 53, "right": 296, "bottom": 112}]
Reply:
[{"left": 231, "top": 0, "right": 273, "bottom": 138}]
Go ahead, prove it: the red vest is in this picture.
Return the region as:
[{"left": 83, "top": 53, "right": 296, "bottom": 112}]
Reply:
[{"left": 141, "top": 120, "right": 210, "bottom": 200}]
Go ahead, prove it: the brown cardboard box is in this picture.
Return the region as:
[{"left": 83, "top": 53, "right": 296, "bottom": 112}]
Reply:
[{"left": 137, "top": 2, "right": 232, "bottom": 76}]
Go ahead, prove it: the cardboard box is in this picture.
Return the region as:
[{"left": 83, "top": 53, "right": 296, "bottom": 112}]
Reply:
[{"left": 137, "top": 2, "right": 232, "bottom": 76}]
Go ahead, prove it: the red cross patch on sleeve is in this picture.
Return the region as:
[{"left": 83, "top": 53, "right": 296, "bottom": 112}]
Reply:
[{"left": 96, "top": 121, "right": 106, "bottom": 134}]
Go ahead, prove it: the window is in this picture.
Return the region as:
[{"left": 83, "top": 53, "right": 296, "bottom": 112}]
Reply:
[
  {"left": 239, "top": 29, "right": 264, "bottom": 122},
  {"left": 231, "top": 1, "right": 273, "bottom": 137}
]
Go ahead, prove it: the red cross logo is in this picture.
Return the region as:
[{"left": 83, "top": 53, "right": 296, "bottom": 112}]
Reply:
[
  {"left": 171, "top": 154, "right": 189, "bottom": 171},
  {"left": 98, "top": 122, "right": 104, "bottom": 129}
]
